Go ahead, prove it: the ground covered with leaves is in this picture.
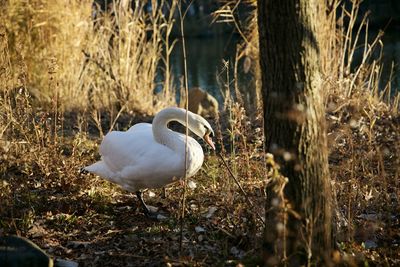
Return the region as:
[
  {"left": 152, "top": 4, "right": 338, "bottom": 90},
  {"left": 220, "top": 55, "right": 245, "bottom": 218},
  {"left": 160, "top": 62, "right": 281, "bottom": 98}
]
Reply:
[
  {"left": 326, "top": 93, "right": 400, "bottom": 266},
  {"left": 0, "top": 109, "right": 267, "bottom": 266},
  {"left": 0, "top": 98, "right": 399, "bottom": 266}
]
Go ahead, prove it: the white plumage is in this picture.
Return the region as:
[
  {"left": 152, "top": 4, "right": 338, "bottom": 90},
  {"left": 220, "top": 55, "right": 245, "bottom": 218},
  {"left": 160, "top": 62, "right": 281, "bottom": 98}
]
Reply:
[{"left": 83, "top": 107, "right": 215, "bottom": 217}]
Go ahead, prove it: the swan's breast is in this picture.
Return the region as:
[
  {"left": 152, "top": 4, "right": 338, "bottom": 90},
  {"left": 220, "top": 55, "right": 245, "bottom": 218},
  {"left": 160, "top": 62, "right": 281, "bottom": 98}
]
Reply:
[{"left": 186, "top": 138, "right": 204, "bottom": 177}]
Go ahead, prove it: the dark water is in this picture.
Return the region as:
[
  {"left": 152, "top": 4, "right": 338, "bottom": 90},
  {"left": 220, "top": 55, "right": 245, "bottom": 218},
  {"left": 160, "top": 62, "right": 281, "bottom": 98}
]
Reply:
[
  {"left": 169, "top": 35, "right": 242, "bottom": 103},
  {"left": 380, "top": 30, "right": 400, "bottom": 92},
  {"left": 168, "top": 31, "right": 400, "bottom": 103},
  {"left": 352, "top": 29, "right": 400, "bottom": 93}
]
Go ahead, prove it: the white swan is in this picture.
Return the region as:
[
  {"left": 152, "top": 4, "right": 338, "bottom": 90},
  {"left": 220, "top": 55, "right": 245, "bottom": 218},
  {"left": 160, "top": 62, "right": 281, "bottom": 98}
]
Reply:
[{"left": 83, "top": 107, "right": 215, "bottom": 217}]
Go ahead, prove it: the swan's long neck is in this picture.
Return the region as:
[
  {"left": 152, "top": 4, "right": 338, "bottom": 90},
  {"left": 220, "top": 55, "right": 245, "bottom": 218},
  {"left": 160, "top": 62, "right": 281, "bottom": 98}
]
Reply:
[{"left": 152, "top": 107, "right": 194, "bottom": 151}]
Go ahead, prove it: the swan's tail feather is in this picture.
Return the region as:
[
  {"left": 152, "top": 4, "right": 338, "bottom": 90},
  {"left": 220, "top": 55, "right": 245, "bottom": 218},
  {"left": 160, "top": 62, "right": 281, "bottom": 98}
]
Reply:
[{"left": 83, "top": 161, "right": 115, "bottom": 180}]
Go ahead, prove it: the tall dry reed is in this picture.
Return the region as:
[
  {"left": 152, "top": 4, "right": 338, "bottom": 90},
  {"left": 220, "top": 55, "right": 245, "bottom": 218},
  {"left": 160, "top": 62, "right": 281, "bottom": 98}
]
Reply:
[{"left": 1, "top": 0, "right": 177, "bottom": 114}]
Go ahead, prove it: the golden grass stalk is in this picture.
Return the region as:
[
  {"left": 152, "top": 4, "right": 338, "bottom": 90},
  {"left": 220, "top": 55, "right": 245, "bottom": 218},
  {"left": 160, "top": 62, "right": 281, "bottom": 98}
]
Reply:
[{"left": 1, "top": 0, "right": 177, "bottom": 113}]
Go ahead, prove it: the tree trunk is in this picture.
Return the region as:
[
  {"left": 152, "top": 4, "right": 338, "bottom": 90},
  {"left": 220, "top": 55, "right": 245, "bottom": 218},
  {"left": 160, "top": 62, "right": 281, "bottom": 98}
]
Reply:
[{"left": 257, "top": 0, "right": 333, "bottom": 265}]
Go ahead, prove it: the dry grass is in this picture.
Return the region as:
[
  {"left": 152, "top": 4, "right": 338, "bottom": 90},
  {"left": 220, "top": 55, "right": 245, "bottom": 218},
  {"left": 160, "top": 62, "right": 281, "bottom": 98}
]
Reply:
[
  {"left": 0, "top": 93, "right": 267, "bottom": 266},
  {"left": 324, "top": 4, "right": 400, "bottom": 262},
  {"left": 0, "top": 0, "right": 399, "bottom": 266},
  {"left": 1, "top": 0, "right": 177, "bottom": 113}
]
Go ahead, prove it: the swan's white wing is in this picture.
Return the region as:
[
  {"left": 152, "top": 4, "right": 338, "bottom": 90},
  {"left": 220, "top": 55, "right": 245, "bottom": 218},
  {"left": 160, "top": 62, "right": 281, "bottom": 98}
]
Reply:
[
  {"left": 96, "top": 123, "right": 185, "bottom": 190},
  {"left": 99, "top": 123, "right": 154, "bottom": 173},
  {"left": 85, "top": 122, "right": 205, "bottom": 192}
]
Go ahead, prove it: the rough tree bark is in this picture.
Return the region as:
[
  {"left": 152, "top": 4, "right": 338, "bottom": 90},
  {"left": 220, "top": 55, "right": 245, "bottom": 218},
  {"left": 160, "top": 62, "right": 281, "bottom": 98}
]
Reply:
[{"left": 257, "top": 0, "right": 333, "bottom": 265}]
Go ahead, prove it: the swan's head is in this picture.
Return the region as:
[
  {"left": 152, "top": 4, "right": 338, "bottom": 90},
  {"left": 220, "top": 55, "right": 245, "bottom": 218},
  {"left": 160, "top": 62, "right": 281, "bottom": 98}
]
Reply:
[
  {"left": 190, "top": 114, "right": 215, "bottom": 150},
  {"left": 154, "top": 107, "right": 216, "bottom": 150}
]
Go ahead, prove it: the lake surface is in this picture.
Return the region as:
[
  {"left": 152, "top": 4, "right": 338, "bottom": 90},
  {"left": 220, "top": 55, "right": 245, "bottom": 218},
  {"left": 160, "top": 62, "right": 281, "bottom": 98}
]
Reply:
[
  {"left": 169, "top": 34, "right": 245, "bottom": 103},
  {"left": 352, "top": 28, "right": 400, "bottom": 94},
  {"left": 169, "top": 30, "right": 400, "bottom": 102}
]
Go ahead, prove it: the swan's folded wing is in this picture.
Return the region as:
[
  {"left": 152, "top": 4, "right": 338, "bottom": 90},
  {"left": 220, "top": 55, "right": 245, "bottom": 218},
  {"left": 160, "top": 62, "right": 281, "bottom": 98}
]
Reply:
[
  {"left": 99, "top": 123, "right": 180, "bottom": 175},
  {"left": 118, "top": 146, "right": 185, "bottom": 190},
  {"left": 90, "top": 122, "right": 202, "bottom": 191},
  {"left": 99, "top": 123, "right": 151, "bottom": 172}
]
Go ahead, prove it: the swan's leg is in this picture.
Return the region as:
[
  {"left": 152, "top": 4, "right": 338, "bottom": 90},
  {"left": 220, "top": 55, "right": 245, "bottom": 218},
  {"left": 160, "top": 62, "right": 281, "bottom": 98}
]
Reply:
[
  {"left": 162, "top": 187, "right": 167, "bottom": 199},
  {"left": 135, "top": 191, "right": 150, "bottom": 213},
  {"left": 135, "top": 191, "right": 159, "bottom": 219}
]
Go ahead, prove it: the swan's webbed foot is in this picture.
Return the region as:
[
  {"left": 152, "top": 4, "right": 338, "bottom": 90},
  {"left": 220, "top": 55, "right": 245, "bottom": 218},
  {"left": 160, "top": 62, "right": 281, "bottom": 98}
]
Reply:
[{"left": 135, "top": 191, "right": 167, "bottom": 221}]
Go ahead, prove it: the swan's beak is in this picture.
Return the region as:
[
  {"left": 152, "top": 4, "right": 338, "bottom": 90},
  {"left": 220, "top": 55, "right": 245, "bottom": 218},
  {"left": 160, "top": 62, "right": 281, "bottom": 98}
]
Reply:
[{"left": 204, "top": 134, "right": 215, "bottom": 150}]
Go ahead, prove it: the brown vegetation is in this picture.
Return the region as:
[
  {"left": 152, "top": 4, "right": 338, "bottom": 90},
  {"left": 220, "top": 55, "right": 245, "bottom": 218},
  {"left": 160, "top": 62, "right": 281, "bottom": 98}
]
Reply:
[{"left": 0, "top": 0, "right": 399, "bottom": 266}]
